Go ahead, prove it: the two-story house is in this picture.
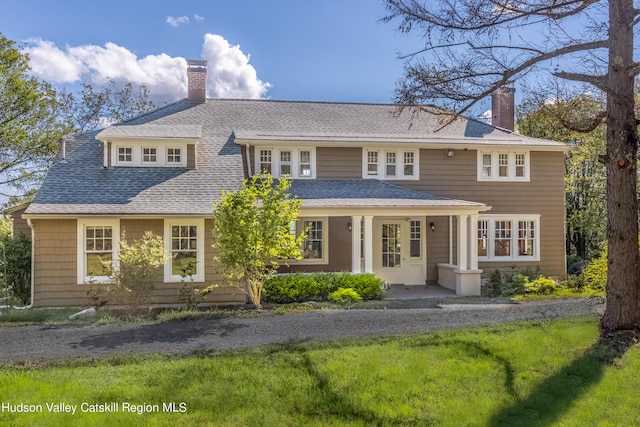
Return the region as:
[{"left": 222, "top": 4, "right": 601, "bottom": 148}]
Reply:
[{"left": 22, "top": 60, "right": 568, "bottom": 307}]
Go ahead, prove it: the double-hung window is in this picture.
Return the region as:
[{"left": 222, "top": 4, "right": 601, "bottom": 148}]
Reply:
[
  {"left": 280, "top": 151, "right": 292, "bottom": 175},
  {"left": 77, "top": 219, "right": 120, "bottom": 283},
  {"left": 291, "top": 217, "right": 328, "bottom": 264},
  {"left": 477, "top": 151, "right": 530, "bottom": 181},
  {"left": 477, "top": 215, "right": 540, "bottom": 261},
  {"left": 299, "top": 150, "right": 312, "bottom": 177},
  {"left": 164, "top": 219, "right": 205, "bottom": 282}
]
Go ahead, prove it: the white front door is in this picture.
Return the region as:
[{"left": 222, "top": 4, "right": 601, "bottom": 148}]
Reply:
[{"left": 375, "top": 219, "right": 426, "bottom": 285}]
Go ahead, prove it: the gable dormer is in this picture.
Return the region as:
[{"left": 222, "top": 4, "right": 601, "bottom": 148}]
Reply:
[{"left": 96, "top": 125, "right": 202, "bottom": 169}]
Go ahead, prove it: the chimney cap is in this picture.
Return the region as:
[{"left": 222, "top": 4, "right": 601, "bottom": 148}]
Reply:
[{"left": 187, "top": 59, "right": 207, "bottom": 72}]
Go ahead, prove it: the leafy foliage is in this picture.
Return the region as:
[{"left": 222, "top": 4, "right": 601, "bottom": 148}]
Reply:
[
  {"left": 212, "top": 174, "right": 304, "bottom": 309},
  {"left": 579, "top": 249, "right": 608, "bottom": 293},
  {"left": 61, "top": 79, "right": 158, "bottom": 133},
  {"left": 0, "top": 33, "right": 73, "bottom": 200},
  {"left": 87, "top": 231, "right": 170, "bottom": 313},
  {"left": 263, "top": 272, "right": 386, "bottom": 304},
  {"left": 328, "top": 287, "right": 363, "bottom": 304},
  {"left": 518, "top": 96, "right": 607, "bottom": 262},
  {"left": 0, "top": 219, "right": 31, "bottom": 305}
]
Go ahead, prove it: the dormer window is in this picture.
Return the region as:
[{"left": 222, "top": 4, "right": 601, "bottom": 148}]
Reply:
[
  {"left": 117, "top": 147, "right": 132, "bottom": 164},
  {"left": 167, "top": 148, "right": 182, "bottom": 164},
  {"left": 142, "top": 147, "right": 157, "bottom": 163}
]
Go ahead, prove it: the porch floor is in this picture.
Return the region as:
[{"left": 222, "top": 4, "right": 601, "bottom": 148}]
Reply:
[{"left": 384, "top": 284, "right": 457, "bottom": 300}]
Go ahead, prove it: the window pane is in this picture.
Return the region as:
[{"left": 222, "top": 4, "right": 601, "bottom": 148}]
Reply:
[
  {"left": 477, "top": 220, "right": 488, "bottom": 257},
  {"left": 367, "top": 151, "right": 378, "bottom": 175},
  {"left": 386, "top": 152, "right": 396, "bottom": 177},
  {"left": 515, "top": 153, "right": 525, "bottom": 177},
  {"left": 302, "top": 220, "right": 323, "bottom": 260},
  {"left": 280, "top": 151, "right": 291, "bottom": 175},
  {"left": 410, "top": 220, "right": 421, "bottom": 258},
  {"left": 172, "top": 252, "right": 197, "bottom": 276},
  {"left": 300, "top": 164, "right": 312, "bottom": 177},
  {"left": 494, "top": 220, "right": 511, "bottom": 257},
  {"left": 518, "top": 220, "right": 535, "bottom": 256},
  {"left": 498, "top": 154, "right": 509, "bottom": 177},
  {"left": 482, "top": 154, "right": 492, "bottom": 177},
  {"left": 86, "top": 253, "right": 112, "bottom": 277},
  {"left": 401, "top": 152, "right": 414, "bottom": 177}
]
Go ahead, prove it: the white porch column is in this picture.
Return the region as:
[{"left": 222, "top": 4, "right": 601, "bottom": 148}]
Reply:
[
  {"left": 469, "top": 214, "right": 479, "bottom": 270},
  {"left": 363, "top": 215, "right": 374, "bottom": 273},
  {"left": 351, "top": 215, "right": 362, "bottom": 274},
  {"left": 457, "top": 214, "right": 469, "bottom": 271}
]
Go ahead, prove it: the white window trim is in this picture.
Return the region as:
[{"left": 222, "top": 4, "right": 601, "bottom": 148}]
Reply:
[
  {"left": 166, "top": 147, "right": 184, "bottom": 165},
  {"left": 77, "top": 219, "right": 120, "bottom": 284},
  {"left": 164, "top": 218, "right": 205, "bottom": 283},
  {"left": 254, "top": 147, "right": 316, "bottom": 179},
  {"left": 109, "top": 142, "right": 188, "bottom": 167},
  {"left": 477, "top": 150, "right": 530, "bottom": 182},
  {"left": 362, "top": 148, "right": 419, "bottom": 180},
  {"left": 478, "top": 214, "right": 540, "bottom": 262},
  {"left": 291, "top": 217, "right": 328, "bottom": 265},
  {"left": 142, "top": 147, "right": 158, "bottom": 164},
  {"left": 116, "top": 146, "right": 134, "bottom": 165}
]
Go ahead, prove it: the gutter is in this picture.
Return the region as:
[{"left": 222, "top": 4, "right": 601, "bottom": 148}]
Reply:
[{"left": 0, "top": 218, "right": 34, "bottom": 310}]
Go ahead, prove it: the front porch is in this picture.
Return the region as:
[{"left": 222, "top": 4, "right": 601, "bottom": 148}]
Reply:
[{"left": 289, "top": 180, "right": 492, "bottom": 297}]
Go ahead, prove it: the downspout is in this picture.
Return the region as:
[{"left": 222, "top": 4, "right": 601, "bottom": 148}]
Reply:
[
  {"left": 245, "top": 143, "right": 252, "bottom": 177},
  {"left": 0, "top": 218, "right": 34, "bottom": 310}
]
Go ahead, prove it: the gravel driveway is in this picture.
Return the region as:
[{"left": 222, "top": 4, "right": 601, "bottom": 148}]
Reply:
[{"left": 0, "top": 299, "right": 603, "bottom": 363}]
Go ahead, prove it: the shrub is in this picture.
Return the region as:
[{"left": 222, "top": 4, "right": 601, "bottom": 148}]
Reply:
[
  {"left": 340, "top": 273, "right": 386, "bottom": 300},
  {"left": 263, "top": 272, "right": 385, "bottom": 303},
  {"left": 0, "top": 232, "right": 31, "bottom": 305},
  {"left": 87, "top": 231, "right": 170, "bottom": 314},
  {"left": 502, "top": 273, "right": 528, "bottom": 296},
  {"left": 485, "top": 269, "right": 505, "bottom": 297},
  {"left": 526, "top": 277, "right": 559, "bottom": 295},
  {"left": 328, "top": 287, "right": 362, "bottom": 303},
  {"left": 579, "top": 250, "right": 607, "bottom": 292}
]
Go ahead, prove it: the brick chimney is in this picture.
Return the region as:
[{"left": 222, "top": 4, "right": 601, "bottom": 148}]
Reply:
[
  {"left": 187, "top": 59, "right": 207, "bottom": 103},
  {"left": 491, "top": 87, "right": 515, "bottom": 132}
]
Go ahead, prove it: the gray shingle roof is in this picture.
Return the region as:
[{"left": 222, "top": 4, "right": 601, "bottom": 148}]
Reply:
[
  {"left": 97, "top": 124, "right": 202, "bottom": 139},
  {"left": 26, "top": 99, "right": 563, "bottom": 216},
  {"left": 290, "top": 180, "right": 486, "bottom": 208}
]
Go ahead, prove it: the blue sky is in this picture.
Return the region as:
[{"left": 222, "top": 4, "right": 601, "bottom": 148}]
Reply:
[{"left": 1, "top": 0, "right": 464, "bottom": 108}]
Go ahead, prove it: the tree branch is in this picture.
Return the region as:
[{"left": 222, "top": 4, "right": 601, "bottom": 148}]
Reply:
[{"left": 553, "top": 71, "right": 609, "bottom": 92}]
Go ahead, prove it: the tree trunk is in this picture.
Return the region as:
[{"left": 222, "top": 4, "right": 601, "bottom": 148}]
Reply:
[{"left": 601, "top": 0, "right": 640, "bottom": 331}]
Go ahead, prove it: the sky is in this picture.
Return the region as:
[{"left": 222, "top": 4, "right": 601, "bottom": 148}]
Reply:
[
  {"left": 0, "top": 0, "right": 464, "bottom": 108},
  {"left": 1, "top": 1, "right": 618, "bottom": 126}
]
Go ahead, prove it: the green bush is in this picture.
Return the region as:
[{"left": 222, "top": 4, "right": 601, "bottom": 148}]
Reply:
[
  {"left": 1, "top": 232, "right": 32, "bottom": 305},
  {"left": 579, "top": 250, "right": 607, "bottom": 292},
  {"left": 328, "top": 287, "right": 362, "bottom": 304},
  {"left": 263, "top": 272, "right": 385, "bottom": 303},
  {"left": 502, "top": 273, "right": 528, "bottom": 296},
  {"left": 485, "top": 269, "right": 505, "bottom": 297},
  {"left": 526, "top": 277, "right": 559, "bottom": 295}
]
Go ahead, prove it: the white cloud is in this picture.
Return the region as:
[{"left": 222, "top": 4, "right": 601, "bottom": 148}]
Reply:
[
  {"left": 166, "top": 16, "right": 189, "bottom": 27},
  {"left": 194, "top": 14, "right": 205, "bottom": 23},
  {"left": 21, "top": 34, "right": 271, "bottom": 102},
  {"left": 201, "top": 34, "right": 271, "bottom": 99}
]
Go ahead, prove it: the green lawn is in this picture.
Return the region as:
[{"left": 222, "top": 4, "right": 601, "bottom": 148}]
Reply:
[{"left": 1, "top": 315, "right": 638, "bottom": 426}]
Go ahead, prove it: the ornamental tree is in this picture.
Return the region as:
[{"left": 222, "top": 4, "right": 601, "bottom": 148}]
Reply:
[{"left": 212, "top": 174, "right": 304, "bottom": 309}]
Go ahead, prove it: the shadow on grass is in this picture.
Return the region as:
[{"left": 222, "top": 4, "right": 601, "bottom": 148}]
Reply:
[
  {"left": 290, "top": 348, "right": 434, "bottom": 426},
  {"left": 487, "top": 332, "right": 637, "bottom": 427}
]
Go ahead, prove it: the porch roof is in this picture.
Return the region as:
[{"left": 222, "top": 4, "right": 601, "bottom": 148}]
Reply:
[{"left": 289, "top": 179, "right": 487, "bottom": 209}]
